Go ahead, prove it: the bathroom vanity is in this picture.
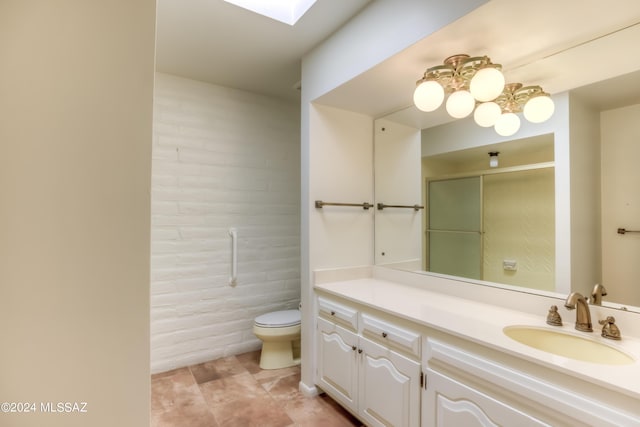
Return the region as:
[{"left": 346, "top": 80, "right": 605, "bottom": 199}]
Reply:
[{"left": 312, "top": 268, "right": 640, "bottom": 427}]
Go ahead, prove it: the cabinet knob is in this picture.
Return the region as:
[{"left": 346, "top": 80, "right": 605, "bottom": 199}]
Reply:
[
  {"left": 382, "top": 332, "right": 388, "bottom": 338},
  {"left": 330, "top": 310, "right": 336, "bottom": 316},
  {"left": 352, "top": 345, "right": 357, "bottom": 351},
  {"left": 358, "top": 349, "right": 363, "bottom": 354}
]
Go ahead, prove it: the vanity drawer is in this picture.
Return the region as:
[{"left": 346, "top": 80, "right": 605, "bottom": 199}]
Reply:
[
  {"left": 318, "top": 297, "right": 358, "bottom": 331},
  {"left": 361, "top": 313, "right": 421, "bottom": 358}
]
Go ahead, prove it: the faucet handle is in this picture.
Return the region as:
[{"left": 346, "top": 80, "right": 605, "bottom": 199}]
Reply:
[
  {"left": 589, "top": 284, "right": 608, "bottom": 305},
  {"left": 598, "top": 316, "right": 621, "bottom": 340},
  {"left": 546, "top": 305, "right": 562, "bottom": 326}
]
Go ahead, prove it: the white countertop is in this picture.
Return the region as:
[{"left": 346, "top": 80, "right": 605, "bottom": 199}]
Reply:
[{"left": 314, "top": 277, "right": 640, "bottom": 400}]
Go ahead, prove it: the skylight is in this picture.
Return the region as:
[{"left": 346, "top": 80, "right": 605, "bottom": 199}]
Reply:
[{"left": 224, "top": 0, "right": 317, "bottom": 25}]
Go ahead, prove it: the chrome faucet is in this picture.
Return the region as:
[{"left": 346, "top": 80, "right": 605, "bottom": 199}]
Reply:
[
  {"left": 564, "top": 292, "right": 593, "bottom": 332},
  {"left": 588, "top": 283, "right": 607, "bottom": 305}
]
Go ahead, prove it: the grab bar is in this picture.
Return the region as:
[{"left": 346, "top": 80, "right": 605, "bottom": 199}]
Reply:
[
  {"left": 617, "top": 228, "right": 640, "bottom": 235},
  {"left": 315, "top": 200, "right": 373, "bottom": 210},
  {"left": 377, "top": 203, "right": 424, "bottom": 211},
  {"left": 229, "top": 227, "right": 237, "bottom": 286}
]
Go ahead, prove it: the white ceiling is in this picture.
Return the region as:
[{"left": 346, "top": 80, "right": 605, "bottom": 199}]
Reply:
[
  {"left": 156, "top": 0, "right": 640, "bottom": 123},
  {"left": 315, "top": 0, "right": 640, "bottom": 128},
  {"left": 155, "top": 0, "right": 370, "bottom": 102}
]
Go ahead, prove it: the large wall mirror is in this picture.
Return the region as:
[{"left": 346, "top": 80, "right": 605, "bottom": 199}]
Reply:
[{"left": 374, "top": 69, "right": 640, "bottom": 312}]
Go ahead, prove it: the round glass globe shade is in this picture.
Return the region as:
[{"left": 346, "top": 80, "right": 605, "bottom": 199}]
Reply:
[
  {"left": 413, "top": 80, "right": 444, "bottom": 112},
  {"left": 446, "top": 90, "right": 475, "bottom": 118},
  {"left": 470, "top": 67, "right": 505, "bottom": 102},
  {"left": 523, "top": 95, "right": 555, "bottom": 123},
  {"left": 474, "top": 102, "right": 501, "bottom": 127},
  {"left": 494, "top": 112, "right": 521, "bottom": 136}
]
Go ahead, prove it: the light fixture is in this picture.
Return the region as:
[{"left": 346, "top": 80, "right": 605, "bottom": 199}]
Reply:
[
  {"left": 413, "top": 54, "right": 555, "bottom": 136},
  {"left": 414, "top": 54, "right": 505, "bottom": 118},
  {"left": 470, "top": 66, "right": 505, "bottom": 102},
  {"left": 523, "top": 93, "right": 555, "bottom": 123},
  {"left": 492, "top": 83, "right": 554, "bottom": 136},
  {"left": 446, "top": 89, "right": 475, "bottom": 118},
  {"left": 495, "top": 112, "right": 520, "bottom": 136},
  {"left": 413, "top": 80, "right": 444, "bottom": 112},
  {"left": 473, "top": 101, "right": 501, "bottom": 127},
  {"left": 488, "top": 151, "right": 499, "bottom": 168}
]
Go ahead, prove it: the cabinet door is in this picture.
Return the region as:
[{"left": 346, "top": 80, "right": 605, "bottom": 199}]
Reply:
[
  {"left": 423, "top": 369, "right": 550, "bottom": 427},
  {"left": 359, "top": 336, "right": 421, "bottom": 427},
  {"left": 317, "top": 317, "right": 359, "bottom": 412}
]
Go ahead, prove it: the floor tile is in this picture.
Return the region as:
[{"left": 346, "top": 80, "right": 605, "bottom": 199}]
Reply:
[
  {"left": 282, "top": 392, "right": 363, "bottom": 427},
  {"left": 150, "top": 351, "right": 363, "bottom": 427},
  {"left": 317, "top": 394, "right": 364, "bottom": 426},
  {"left": 151, "top": 367, "right": 219, "bottom": 427},
  {"left": 259, "top": 369, "right": 301, "bottom": 401},
  {"left": 199, "top": 371, "right": 294, "bottom": 427},
  {"left": 235, "top": 350, "right": 262, "bottom": 374},
  {"left": 151, "top": 367, "right": 185, "bottom": 381},
  {"left": 254, "top": 364, "right": 301, "bottom": 384},
  {"left": 189, "top": 355, "right": 246, "bottom": 384}
]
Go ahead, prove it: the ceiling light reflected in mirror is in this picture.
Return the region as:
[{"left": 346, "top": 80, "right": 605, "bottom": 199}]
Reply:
[{"left": 413, "top": 54, "right": 555, "bottom": 137}]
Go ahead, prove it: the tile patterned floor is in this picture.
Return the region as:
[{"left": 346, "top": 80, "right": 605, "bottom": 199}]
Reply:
[{"left": 151, "top": 350, "right": 364, "bottom": 426}]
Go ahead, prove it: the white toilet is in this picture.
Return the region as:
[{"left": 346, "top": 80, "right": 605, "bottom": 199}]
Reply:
[{"left": 253, "top": 309, "right": 301, "bottom": 370}]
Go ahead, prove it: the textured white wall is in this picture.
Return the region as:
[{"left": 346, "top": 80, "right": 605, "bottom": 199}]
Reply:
[{"left": 151, "top": 73, "right": 301, "bottom": 373}]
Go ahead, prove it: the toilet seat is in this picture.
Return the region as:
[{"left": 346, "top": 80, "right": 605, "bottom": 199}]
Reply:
[{"left": 254, "top": 310, "right": 300, "bottom": 328}]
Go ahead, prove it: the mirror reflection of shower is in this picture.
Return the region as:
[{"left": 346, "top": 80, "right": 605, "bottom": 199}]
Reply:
[{"left": 426, "top": 166, "right": 555, "bottom": 291}]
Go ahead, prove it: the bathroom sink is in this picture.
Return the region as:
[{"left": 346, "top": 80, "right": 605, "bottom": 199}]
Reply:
[{"left": 503, "top": 326, "right": 635, "bottom": 365}]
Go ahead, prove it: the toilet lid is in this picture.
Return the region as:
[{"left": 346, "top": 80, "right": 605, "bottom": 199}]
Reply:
[{"left": 255, "top": 310, "right": 301, "bottom": 327}]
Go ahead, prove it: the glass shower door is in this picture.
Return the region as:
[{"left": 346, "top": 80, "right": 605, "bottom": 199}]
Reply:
[{"left": 427, "top": 176, "right": 482, "bottom": 279}]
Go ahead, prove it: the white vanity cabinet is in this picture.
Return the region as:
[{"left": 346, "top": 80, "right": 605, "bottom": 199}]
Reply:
[
  {"left": 357, "top": 335, "right": 421, "bottom": 427},
  {"left": 423, "top": 368, "right": 550, "bottom": 426},
  {"left": 421, "top": 338, "right": 640, "bottom": 427},
  {"left": 316, "top": 297, "right": 422, "bottom": 427},
  {"left": 314, "top": 279, "right": 640, "bottom": 427},
  {"left": 317, "top": 317, "right": 358, "bottom": 411},
  {"left": 422, "top": 337, "right": 551, "bottom": 426}
]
